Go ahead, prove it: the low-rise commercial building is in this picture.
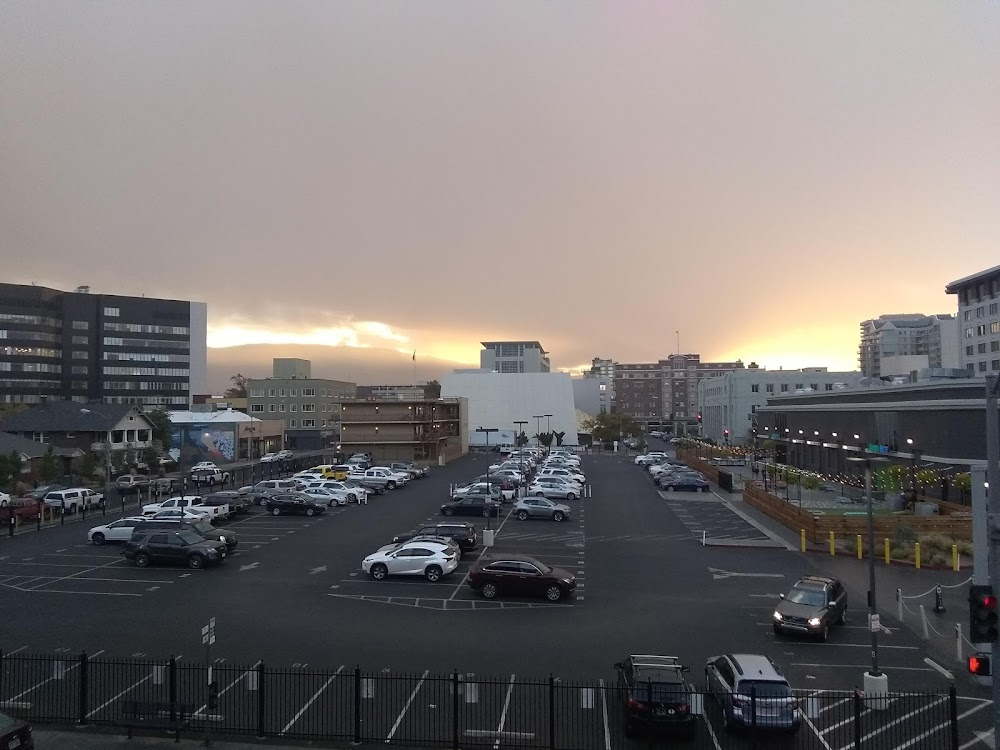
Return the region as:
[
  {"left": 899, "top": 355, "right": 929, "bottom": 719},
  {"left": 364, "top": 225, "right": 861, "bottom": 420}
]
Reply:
[
  {"left": 339, "top": 399, "right": 467, "bottom": 463},
  {"left": 168, "top": 408, "right": 283, "bottom": 465}
]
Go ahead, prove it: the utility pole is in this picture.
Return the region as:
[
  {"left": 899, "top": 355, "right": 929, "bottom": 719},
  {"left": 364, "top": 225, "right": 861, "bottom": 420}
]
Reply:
[{"left": 985, "top": 375, "right": 1000, "bottom": 736}]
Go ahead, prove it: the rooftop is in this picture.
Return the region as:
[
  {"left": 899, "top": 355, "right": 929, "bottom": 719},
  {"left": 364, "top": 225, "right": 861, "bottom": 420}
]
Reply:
[
  {"left": 0, "top": 401, "right": 148, "bottom": 432},
  {"left": 945, "top": 264, "right": 1000, "bottom": 294},
  {"left": 167, "top": 409, "right": 263, "bottom": 424}
]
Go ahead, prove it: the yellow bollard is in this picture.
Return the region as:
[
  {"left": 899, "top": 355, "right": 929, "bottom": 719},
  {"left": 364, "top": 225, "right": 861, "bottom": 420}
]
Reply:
[
  {"left": 915, "top": 542, "right": 921, "bottom": 569},
  {"left": 800, "top": 528, "right": 806, "bottom": 553},
  {"left": 884, "top": 538, "right": 890, "bottom": 565},
  {"left": 857, "top": 535, "right": 863, "bottom": 560},
  {"left": 829, "top": 531, "right": 835, "bottom": 556},
  {"left": 953, "top": 544, "right": 959, "bottom": 572}
]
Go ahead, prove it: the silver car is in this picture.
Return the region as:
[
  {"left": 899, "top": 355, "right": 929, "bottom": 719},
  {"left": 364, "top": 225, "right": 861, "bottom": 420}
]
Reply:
[
  {"left": 514, "top": 497, "right": 571, "bottom": 522},
  {"left": 526, "top": 478, "right": 582, "bottom": 501}
]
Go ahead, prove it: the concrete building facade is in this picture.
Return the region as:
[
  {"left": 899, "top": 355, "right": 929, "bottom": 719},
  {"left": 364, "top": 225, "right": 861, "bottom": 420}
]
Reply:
[
  {"left": 946, "top": 265, "right": 1000, "bottom": 376},
  {"left": 698, "top": 367, "right": 862, "bottom": 445},
  {"left": 0, "top": 282, "right": 207, "bottom": 408},
  {"left": 479, "top": 341, "right": 551, "bottom": 373},
  {"left": 246, "top": 359, "right": 356, "bottom": 451},
  {"left": 571, "top": 377, "right": 602, "bottom": 417},
  {"left": 339, "top": 399, "right": 467, "bottom": 463},
  {"left": 858, "top": 314, "right": 959, "bottom": 378},
  {"left": 584, "top": 357, "right": 615, "bottom": 413}
]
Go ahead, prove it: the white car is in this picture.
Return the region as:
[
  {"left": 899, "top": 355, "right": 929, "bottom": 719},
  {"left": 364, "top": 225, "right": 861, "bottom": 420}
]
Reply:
[
  {"left": 634, "top": 453, "right": 667, "bottom": 465},
  {"left": 538, "top": 468, "right": 586, "bottom": 484},
  {"left": 42, "top": 488, "right": 104, "bottom": 514},
  {"left": 88, "top": 517, "right": 147, "bottom": 545},
  {"left": 148, "top": 508, "right": 213, "bottom": 522},
  {"left": 277, "top": 450, "right": 293, "bottom": 460},
  {"left": 142, "top": 496, "right": 210, "bottom": 517},
  {"left": 527, "top": 478, "right": 582, "bottom": 500},
  {"left": 190, "top": 462, "right": 218, "bottom": 473},
  {"left": 259, "top": 453, "right": 279, "bottom": 463},
  {"left": 362, "top": 540, "right": 458, "bottom": 582},
  {"left": 303, "top": 480, "right": 368, "bottom": 503},
  {"left": 369, "top": 466, "right": 411, "bottom": 485},
  {"left": 300, "top": 487, "right": 349, "bottom": 507}
]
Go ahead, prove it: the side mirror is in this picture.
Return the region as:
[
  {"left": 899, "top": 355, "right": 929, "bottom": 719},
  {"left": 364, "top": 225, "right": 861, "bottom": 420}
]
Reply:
[
  {"left": 828, "top": 601, "right": 836, "bottom": 608},
  {"left": 778, "top": 593, "right": 785, "bottom": 600},
  {"left": 613, "top": 662, "right": 623, "bottom": 670},
  {"left": 681, "top": 666, "right": 691, "bottom": 673}
]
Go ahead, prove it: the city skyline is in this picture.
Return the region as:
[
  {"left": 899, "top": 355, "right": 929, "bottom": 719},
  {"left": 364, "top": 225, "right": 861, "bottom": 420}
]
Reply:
[{"left": 2, "top": 2, "right": 996, "bottom": 375}]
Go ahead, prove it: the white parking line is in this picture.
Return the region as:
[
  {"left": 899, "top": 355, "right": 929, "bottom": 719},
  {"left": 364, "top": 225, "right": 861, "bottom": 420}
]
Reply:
[
  {"left": 385, "top": 669, "right": 429, "bottom": 743},
  {"left": 957, "top": 703, "right": 995, "bottom": 749},
  {"left": 24, "top": 557, "right": 129, "bottom": 591},
  {"left": 193, "top": 661, "right": 261, "bottom": 717},
  {"left": 598, "top": 679, "right": 611, "bottom": 750},
  {"left": 492, "top": 674, "right": 516, "bottom": 750},
  {"left": 3, "top": 650, "right": 106, "bottom": 702},
  {"left": 801, "top": 711, "right": 835, "bottom": 750},
  {"left": 281, "top": 665, "right": 343, "bottom": 735},
  {"left": 838, "top": 697, "right": 947, "bottom": 750}
]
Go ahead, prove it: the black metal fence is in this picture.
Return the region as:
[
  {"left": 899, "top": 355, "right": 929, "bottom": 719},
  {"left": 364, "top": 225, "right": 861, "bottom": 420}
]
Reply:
[{"left": 0, "top": 651, "right": 966, "bottom": 749}]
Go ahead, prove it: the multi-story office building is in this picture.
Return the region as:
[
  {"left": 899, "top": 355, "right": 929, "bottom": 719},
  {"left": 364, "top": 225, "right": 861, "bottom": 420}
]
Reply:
[
  {"left": 339, "top": 398, "right": 467, "bottom": 463},
  {"left": 584, "top": 357, "right": 615, "bottom": 413},
  {"left": 946, "top": 264, "right": 1000, "bottom": 376},
  {"left": 0, "top": 282, "right": 206, "bottom": 407},
  {"left": 355, "top": 384, "right": 428, "bottom": 401},
  {"left": 698, "top": 366, "right": 862, "bottom": 445},
  {"left": 615, "top": 355, "right": 744, "bottom": 434},
  {"left": 858, "top": 314, "right": 959, "bottom": 378},
  {"left": 246, "top": 359, "right": 356, "bottom": 451},
  {"left": 480, "top": 341, "right": 551, "bottom": 373}
]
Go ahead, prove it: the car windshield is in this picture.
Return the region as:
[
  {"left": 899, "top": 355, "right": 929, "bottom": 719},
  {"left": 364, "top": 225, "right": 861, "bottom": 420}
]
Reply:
[
  {"left": 786, "top": 588, "right": 826, "bottom": 606},
  {"left": 177, "top": 531, "right": 204, "bottom": 545},
  {"left": 737, "top": 680, "right": 792, "bottom": 698},
  {"left": 191, "top": 521, "right": 214, "bottom": 534}
]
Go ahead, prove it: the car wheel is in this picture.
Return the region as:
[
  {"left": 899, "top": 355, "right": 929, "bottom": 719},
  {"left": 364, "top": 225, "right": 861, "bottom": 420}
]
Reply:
[
  {"left": 566, "top": 492, "right": 576, "bottom": 500},
  {"left": 553, "top": 511, "right": 564, "bottom": 522},
  {"left": 517, "top": 510, "right": 529, "bottom": 521},
  {"left": 134, "top": 552, "right": 151, "bottom": 568},
  {"left": 370, "top": 563, "right": 388, "bottom": 580},
  {"left": 535, "top": 491, "right": 545, "bottom": 497},
  {"left": 92, "top": 532, "right": 106, "bottom": 545},
  {"left": 259, "top": 498, "right": 269, "bottom": 506},
  {"left": 187, "top": 555, "right": 205, "bottom": 570},
  {"left": 387, "top": 481, "right": 396, "bottom": 490},
  {"left": 306, "top": 508, "right": 315, "bottom": 516},
  {"left": 443, "top": 508, "right": 454, "bottom": 516},
  {"left": 425, "top": 565, "right": 443, "bottom": 582},
  {"left": 666, "top": 485, "right": 675, "bottom": 491},
  {"left": 545, "top": 585, "right": 563, "bottom": 601},
  {"left": 348, "top": 494, "right": 357, "bottom": 503},
  {"left": 271, "top": 508, "right": 281, "bottom": 516},
  {"left": 701, "top": 486, "right": 710, "bottom": 493},
  {"left": 481, "top": 582, "right": 498, "bottom": 599}
]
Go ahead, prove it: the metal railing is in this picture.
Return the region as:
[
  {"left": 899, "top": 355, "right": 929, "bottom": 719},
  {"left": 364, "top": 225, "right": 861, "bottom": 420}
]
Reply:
[{"left": 0, "top": 651, "right": 966, "bottom": 749}]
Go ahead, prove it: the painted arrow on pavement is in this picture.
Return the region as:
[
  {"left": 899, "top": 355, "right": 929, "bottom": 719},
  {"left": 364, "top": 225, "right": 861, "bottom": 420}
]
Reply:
[
  {"left": 310, "top": 566, "right": 327, "bottom": 575},
  {"left": 239, "top": 562, "right": 260, "bottom": 572},
  {"left": 708, "top": 567, "right": 784, "bottom": 581}
]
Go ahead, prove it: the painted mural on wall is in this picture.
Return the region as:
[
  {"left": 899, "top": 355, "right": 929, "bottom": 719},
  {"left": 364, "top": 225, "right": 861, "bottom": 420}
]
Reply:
[{"left": 171, "top": 424, "right": 236, "bottom": 464}]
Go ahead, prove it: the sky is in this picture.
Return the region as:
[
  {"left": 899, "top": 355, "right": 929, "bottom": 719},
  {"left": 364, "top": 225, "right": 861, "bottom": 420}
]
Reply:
[{"left": 2, "top": 1, "right": 997, "bottom": 376}]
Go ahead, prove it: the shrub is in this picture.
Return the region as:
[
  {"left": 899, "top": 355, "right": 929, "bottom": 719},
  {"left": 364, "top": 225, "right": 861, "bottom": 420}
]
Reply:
[
  {"left": 894, "top": 525, "right": 918, "bottom": 545},
  {"left": 918, "top": 533, "right": 955, "bottom": 554}
]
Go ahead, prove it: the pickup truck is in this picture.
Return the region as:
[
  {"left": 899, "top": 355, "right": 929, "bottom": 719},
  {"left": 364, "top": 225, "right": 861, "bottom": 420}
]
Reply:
[
  {"left": 347, "top": 468, "right": 408, "bottom": 491},
  {"left": 142, "top": 495, "right": 227, "bottom": 521},
  {"left": 389, "top": 462, "right": 429, "bottom": 479},
  {"left": 42, "top": 488, "right": 105, "bottom": 514},
  {"left": 190, "top": 468, "right": 232, "bottom": 486}
]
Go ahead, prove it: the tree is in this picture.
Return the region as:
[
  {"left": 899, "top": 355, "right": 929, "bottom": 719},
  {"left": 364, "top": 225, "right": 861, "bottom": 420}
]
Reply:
[
  {"left": 423, "top": 380, "right": 442, "bottom": 400},
  {"left": 953, "top": 472, "right": 972, "bottom": 502},
  {"left": 38, "top": 446, "right": 60, "bottom": 483},
  {"left": 581, "top": 412, "right": 640, "bottom": 443},
  {"left": 0, "top": 451, "right": 23, "bottom": 489},
  {"left": 537, "top": 432, "right": 554, "bottom": 448},
  {"left": 553, "top": 431, "right": 566, "bottom": 447},
  {"left": 142, "top": 445, "right": 161, "bottom": 472},
  {"left": 143, "top": 407, "right": 173, "bottom": 448},
  {"left": 78, "top": 451, "right": 99, "bottom": 482},
  {"left": 224, "top": 373, "right": 249, "bottom": 399},
  {"left": 515, "top": 431, "right": 529, "bottom": 447}
]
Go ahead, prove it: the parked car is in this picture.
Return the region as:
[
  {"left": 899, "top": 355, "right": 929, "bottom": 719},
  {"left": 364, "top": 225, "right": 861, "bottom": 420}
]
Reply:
[
  {"left": 513, "top": 496, "right": 571, "bottom": 522},
  {"left": 265, "top": 493, "right": 326, "bottom": 516},
  {"left": 133, "top": 518, "right": 238, "bottom": 553},
  {"left": 42, "top": 488, "right": 104, "bottom": 514},
  {"left": 634, "top": 453, "right": 668, "bottom": 466},
  {"left": 190, "top": 468, "right": 231, "bottom": 485},
  {"left": 659, "top": 476, "right": 710, "bottom": 493},
  {"left": 526, "top": 478, "right": 581, "bottom": 501},
  {"left": 276, "top": 449, "right": 294, "bottom": 460},
  {"left": 88, "top": 517, "right": 148, "bottom": 545},
  {"left": 773, "top": 576, "right": 847, "bottom": 641},
  {"left": 243, "top": 480, "right": 298, "bottom": 504},
  {"left": 190, "top": 462, "right": 218, "bottom": 472},
  {"left": 25, "top": 484, "right": 65, "bottom": 500},
  {"left": 0, "top": 498, "right": 43, "bottom": 522},
  {"left": 123, "top": 529, "right": 227, "bottom": 569},
  {"left": 467, "top": 554, "right": 576, "bottom": 601},
  {"left": 440, "top": 497, "right": 502, "bottom": 518},
  {"left": 0, "top": 709, "right": 33, "bottom": 750},
  {"left": 259, "top": 452, "right": 280, "bottom": 463},
  {"left": 141, "top": 496, "right": 212, "bottom": 519},
  {"left": 614, "top": 655, "right": 696, "bottom": 736},
  {"left": 705, "top": 654, "right": 800, "bottom": 733},
  {"left": 393, "top": 522, "right": 478, "bottom": 553},
  {"left": 149, "top": 508, "right": 215, "bottom": 523},
  {"left": 362, "top": 539, "right": 458, "bottom": 582},
  {"left": 451, "top": 483, "right": 506, "bottom": 502},
  {"left": 115, "top": 474, "right": 152, "bottom": 494},
  {"left": 388, "top": 462, "right": 427, "bottom": 480},
  {"left": 150, "top": 477, "right": 182, "bottom": 495},
  {"left": 203, "top": 490, "right": 249, "bottom": 514},
  {"left": 300, "top": 487, "right": 349, "bottom": 507},
  {"left": 303, "top": 480, "right": 368, "bottom": 503}
]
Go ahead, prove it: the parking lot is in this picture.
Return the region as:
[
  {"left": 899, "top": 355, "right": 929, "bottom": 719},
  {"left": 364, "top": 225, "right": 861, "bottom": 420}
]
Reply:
[{"left": 2, "top": 447, "right": 995, "bottom": 747}]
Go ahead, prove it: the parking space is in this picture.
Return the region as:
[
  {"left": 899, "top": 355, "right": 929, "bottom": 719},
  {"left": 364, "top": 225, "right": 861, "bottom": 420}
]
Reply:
[{"left": 659, "top": 492, "right": 780, "bottom": 544}]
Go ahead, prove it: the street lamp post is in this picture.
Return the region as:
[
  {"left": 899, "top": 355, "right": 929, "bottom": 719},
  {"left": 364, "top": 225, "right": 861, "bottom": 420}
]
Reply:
[
  {"left": 514, "top": 421, "right": 528, "bottom": 498},
  {"left": 475, "top": 427, "right": 499, "bottom": 530},
  {"left": 532, "top": 415, "right": 544, "bottom": 449}
]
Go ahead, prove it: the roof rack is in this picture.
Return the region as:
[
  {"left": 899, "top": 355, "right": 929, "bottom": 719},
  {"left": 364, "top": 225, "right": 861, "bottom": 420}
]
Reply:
[{"left": 631, "top": 655, "right": 684, "bottom": 668}]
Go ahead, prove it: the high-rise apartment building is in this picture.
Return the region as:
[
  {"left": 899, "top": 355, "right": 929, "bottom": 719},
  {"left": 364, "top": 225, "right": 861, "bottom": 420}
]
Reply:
[
  {"left": 946, "top": 265, "right": 1000, "bottom": 376},
  {"left": 0, "top": 282, "right": 206, "bottom": 407},
  {"left": 858, "top": 314, "right": 959, "bottom": 378},
  {"left": 480, "top": 341, "right": 550, "bottom": 373},
  {"left": 584, "top": 357, "right": 615, "bottom": 413},
  {"left": 614, "top": 354, "right": 744, "bottom": 434}
]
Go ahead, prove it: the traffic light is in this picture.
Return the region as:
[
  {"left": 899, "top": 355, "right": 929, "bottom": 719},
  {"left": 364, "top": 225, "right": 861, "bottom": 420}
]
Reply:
[
  {"left": 723, "top": 429, "right": 729, "bottom": 437},
  {"left": 697, "top": 413, "right": 702, "bottom": 424},
  {"left": 968, "top": 652, "right": 992, "bottom": 676},
  {"left": 969, "top": 584, "right": 999, "bottom": 642}
]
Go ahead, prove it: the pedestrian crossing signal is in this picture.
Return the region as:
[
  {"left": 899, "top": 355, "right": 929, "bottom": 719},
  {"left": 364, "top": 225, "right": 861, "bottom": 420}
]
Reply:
[{"left": 968, "top": 653, "right": 991, "bottom": 676}]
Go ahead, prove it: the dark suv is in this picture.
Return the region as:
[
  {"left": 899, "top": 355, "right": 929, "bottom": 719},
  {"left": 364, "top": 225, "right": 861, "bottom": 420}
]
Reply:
[
  {"left": 394, "top": 522, "right": 478, "bottom": 553},
  {"left": 203, "top": 491, "right": 249, "bottom": 514},
  {"left": 122, "top": 530, "right": 227, "bottom": 569},
  {"left": 133, "top": 518, "right": 238, "bottom": 553},
  {"left": 614, "top": 655, "right": 695, "bottom": 736},
  {"left": 773, "top": 575, "right": 847, "bottom": 641}
]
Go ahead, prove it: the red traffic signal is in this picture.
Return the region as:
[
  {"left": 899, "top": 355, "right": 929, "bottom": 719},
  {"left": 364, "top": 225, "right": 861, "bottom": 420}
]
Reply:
[
  {"left": 968, "top": 652, "right": 991, "bottom": 676},
  {"left": 723, "top": 429, "right": 729, "bottom": 436},
  {"left": 970, "top": 585, "right": 999, "bottom": 642}
]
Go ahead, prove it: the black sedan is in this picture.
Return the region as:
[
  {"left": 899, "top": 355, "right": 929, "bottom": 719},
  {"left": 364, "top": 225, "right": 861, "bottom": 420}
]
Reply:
[
  {"left": 266, "top": 493, "right": 326, "bottom": 516},
  {"left": 659, "top": 475, "right": 710, "bottom": 492},
  {"left": 467, "top": 554, "right": 576, "bottom": 601},
  {"left": 440, "top": 497, "right": 502, "bottom": 518}
]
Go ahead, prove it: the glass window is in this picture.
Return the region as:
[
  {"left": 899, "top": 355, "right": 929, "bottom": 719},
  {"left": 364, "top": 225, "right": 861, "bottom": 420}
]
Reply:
[
  {"left": 780, "top": 384, "right": 789, "bottom": 392},
  {"left": 268, "top": 389, "right": 275, "bottom": 397},
  {"left": 978, "top": 325, "right": 987, "bottom": 336},
  {"left": 968, "top": 345, "right": 976, "bottom": 356},
  {"left": 72, "top": 321, "right": 89, "bottom": 330},
  {"left": 992, "top": 322, "right": 1000, "bottom": 334},
  {"left": 979, "top": 361, "right": 988, "bottom": 372},
  {"left": 289, "top": 388, "right": 297, "bottom": 397},
  {"left": 993, "top": 360, "right": 1000, "bottom": 371},
  {"left": 104, "top": 307, "right": 120, "bottom": 317},
  {"left": 751, "top": 384, "right": 759, "bottom": 393},
  {"left": 979, "top": 343, "right": 988, "bottom": 354},
  {"left": 967, "top": 327, "right": 975, "bottom": 338},
  {"left": 250, "top": 404, "right": 264, "bottom": 413}
]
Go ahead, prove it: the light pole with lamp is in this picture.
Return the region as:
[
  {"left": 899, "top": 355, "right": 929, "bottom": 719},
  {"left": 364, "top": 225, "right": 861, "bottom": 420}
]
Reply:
[
  {"left": 513, "top": 421, "right": 528, "bottom": 497},
  {"left": 475, "top": 427, "right": 499, "bottom": 532},
  {"left": 532, "top": 415, "right": 544, "bottom": 449},
  {"left": 846, "top": 448, "right": 890, "bottom": 705}
]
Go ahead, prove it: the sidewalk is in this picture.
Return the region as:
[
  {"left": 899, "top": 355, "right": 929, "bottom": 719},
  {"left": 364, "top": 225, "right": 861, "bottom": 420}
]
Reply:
[{"left": 34, "top": 726, "right": 385, "bottom": 749}]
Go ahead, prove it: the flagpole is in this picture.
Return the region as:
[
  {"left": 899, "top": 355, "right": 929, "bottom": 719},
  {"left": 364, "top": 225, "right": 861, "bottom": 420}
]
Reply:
[{"left": 412, "top": 350, "right": 417, "bottom": 386}]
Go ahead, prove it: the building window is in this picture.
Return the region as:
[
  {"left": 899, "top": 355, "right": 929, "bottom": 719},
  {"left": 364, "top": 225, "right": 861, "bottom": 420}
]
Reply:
[
  {"left": 104, "top": 307, "right": 119, "bottom": 317},
  {"left": 71, "top": 365, "right": 88, "bottom": 374},
  {"left": 289, "top": 388, "right": 297, "bottom": 397},
  {"left": 825, "top": 383, "right": 834, "bottom": 390},
  {"left": 289, "top": 419, "right": 297, "bottom": 428},
  {"left": 72, "top": 336, "right": 88, "bottom": 345},
  {"left": 751, "top": 384, "right": 759, "bottom": 393},
  {"left": 967, "top": 327, "right": 974, "bottom": 338},
  {"left": 993, "top": 360, "right": 1000, "bottom": 371},
  {"left": 268, "top": 404, "right": 276, "bottom": 413},
  {"left": 978, "top": 325, "right": 987, "bottom": 336},
  {"left": 780, "top": 384, "right": 789, "bottom": 392},
  {"left": 251, "top": 404, "right": 264, "bottom": 413},
  {"left": 992, "top": 341, "right": 1000, "bottom": 352},
  {"left": 72, "top": 321, "right": 89, "bottom": 330},
  {"left": 992, "top": 322, "right": 1000, "bottom": 334},
  {"left": 766, "top": 384, "right": 774, "bottom": 393},
  {"left": 301, "top": 419, "right": 315, "bottom": 427},
  {"left": 980, "top": 343, "right": 988, "bottom": 354},
  {"left": 279, "top": 404, "right": 286, "bottom": 412},
  {"left": 250, "top": 388, "right": 264, "bottom": 397},
  {"left": 977, "top": 306, "right": 985, "bottom": 318},
  {"left": 979, "top": 361, "right": 988, "bottom": 372},
  {"left": 794, "top": 384, "right": 804, "bottom": 390},
  {"left": 991, "top": 303, "right": 999, "bottom": 315},
  {"left": 301, "top": 404, "right": 315, "bottom": 412},
  {"left": 302, "top": 388, "right": 315, "bottom": 397},
  {"left": 968, "top": 345, "right": 976, "bottom": 356},
  {"left": 289, "top": 404, "right": 297, "bottom": 412},
  {"left": 279, "top": 389, "right": 286, "bottom": 397}
]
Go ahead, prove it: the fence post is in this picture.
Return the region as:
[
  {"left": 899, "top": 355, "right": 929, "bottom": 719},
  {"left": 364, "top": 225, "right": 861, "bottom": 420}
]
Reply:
[
  {"left": 257, "top": 662, "right": 266, "bottom": 739},
  {"left": 897, "top": 589, "right": 903, "bottom": 622},
  {"left": 169, "top": 656, "right": 177, "bottom": 724},
  {"left": 37, "top": 504, "right": 42, "bottom": 531},
  {"left": 452, "top": 672, "right": 460, "bottom": 750},
  {"left": 548, "top": 675, "right": 556, "bottom": 750},
  {"left": 949, "top": 684, "right": 959, "bottom": 750},
  {"left": 853, "top": 689, "right": 863, "bottom": 749},
  {"left": 353, "top": 667, "right": 362, "bottom": 744},
  {"left": 78, "top": 651, "right": 89, "bottom": 725},
  {"left": 956, "top": 624, "right": 964, "bottom": 664}
]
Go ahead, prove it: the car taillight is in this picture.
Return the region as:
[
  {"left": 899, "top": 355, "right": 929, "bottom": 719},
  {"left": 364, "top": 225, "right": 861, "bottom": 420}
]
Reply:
[
  {"left": 789, "top": 698, "right": 799, "bottom": 710},
  {"left": 627, "top": 697, "right": 646, "bottom": 711},
  {"left": 731, "top": 695, "right": 749, "bottom": 709},
  {"left": 678, "top": 704, "right": 690, "bottom": 714}
]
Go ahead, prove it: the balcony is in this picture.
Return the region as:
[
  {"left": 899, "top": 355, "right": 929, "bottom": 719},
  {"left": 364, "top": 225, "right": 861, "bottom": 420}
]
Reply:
[{"left": 340, "top": 410, "right": 460, "bottom": 424}]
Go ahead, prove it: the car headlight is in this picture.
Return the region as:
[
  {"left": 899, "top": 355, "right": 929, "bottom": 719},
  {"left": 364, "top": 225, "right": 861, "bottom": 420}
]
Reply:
[
  {"left": 773, "top": 612, "right": 783, "bottom": 621},
  {"left": 808, "top": 617, "right": 822, "bottom": 627},
  {"left": 220, "top": 535, "right": 227, "bottom": 542}
]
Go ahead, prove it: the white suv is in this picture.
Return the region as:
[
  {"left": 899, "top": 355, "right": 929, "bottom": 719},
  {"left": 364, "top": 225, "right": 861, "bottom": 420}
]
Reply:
[
  {"left": 43, "top": 488, "right": 104, "bottom": 514},
  {"left": 362, "top": 540, "right": 459, "bottom": 582}
]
